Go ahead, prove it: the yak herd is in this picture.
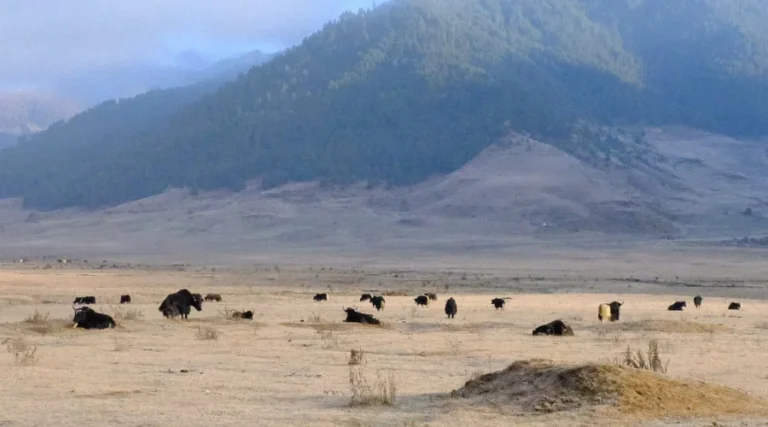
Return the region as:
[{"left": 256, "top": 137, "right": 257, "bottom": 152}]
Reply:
[{"left": 64, "top": 288, "right": 745, "bottom": 337}]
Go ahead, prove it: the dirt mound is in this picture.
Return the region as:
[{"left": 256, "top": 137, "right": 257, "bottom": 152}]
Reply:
[
  {"left": 452, "top": 359, "right": 768, "bottom": 418},
  {"left": 607, "top": 320, "right": 731, "bottom": 333}
]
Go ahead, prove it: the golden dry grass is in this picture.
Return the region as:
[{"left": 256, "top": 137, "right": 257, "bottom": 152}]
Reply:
[{"left": 0, "top": 265, "right": 767, "bottom": 427}]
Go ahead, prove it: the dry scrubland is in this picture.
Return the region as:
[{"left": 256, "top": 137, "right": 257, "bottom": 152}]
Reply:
[{"left": 0, "top": 261, "right": 767, "bottom": 427}]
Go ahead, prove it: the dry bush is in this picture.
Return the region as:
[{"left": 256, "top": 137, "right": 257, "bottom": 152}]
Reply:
[
  {"left": 755, "top": 322, "right": 768, "bottom": 330},
  {"left": 113, "top": 336, "right": 130, "bottom": 352},
  {"left": 111, "top": 307, "right": 143, "bottom": 321},
  {"left": 348, "top": 349, "right": 366, "bottom": 366},
  {"left": 319, "top": 330, "right": 339, "bottom": 349},
  {"left": 617, "top": 340, "right": 669, "bottom": 374},
  {"left": 445, "top": 337, "right": 463, "bottom": 355},
  {"left": 24, "top": 310, "right": 50, "bottom": 324},
  {"left": 349, "top": 365, "right": 396, "bottom": 406},
  {"left": 195, "top": 326, "right": 220, "bottom": 340},
  {"left": 4, "top": 337, "right": 39, "bottom": 366},
  {"left": 308, "top": 312, "right": 323, "bottom": 323}
]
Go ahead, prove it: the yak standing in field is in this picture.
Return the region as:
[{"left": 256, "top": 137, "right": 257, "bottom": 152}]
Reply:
[
  {"left": 159, "top": 289, "right": 203, "bottom": 319},
  {"left": 232, "top": 310, "right": 254, "bottom": 320},
  {"left": 360, "top": 293, "right": 372, "bottom": 302},
  {"left": 425, "top": 293, "right": 438, "bottom": 301},
  {"left": 491, "top": 298, "right": 505, "bottom": 310},
  {"left": 445, "top": 297, "right": 457, "bottom": 319},
  {"left": 728, "top": 302, "right": 741, "bottom": 310},
  {"left": 693, "top": 295, "right": 703, "bottom": 308},
  {"left": 414, "top": 295, "right": 429, "bottom": 307},
  {"left": 370, "top": 296, "right": 385, "bottom": 311},
  {"left": 668, "top": 301, "right": 687, "bottom": 311},
  {"left": 532, "top": 319, "right": 574, "bottom": 336},
  {"left": 598, "top": 301, "right": 623, "bottom": 322},
  {"left": 343, "top": 307, "right": 381, "bottom": 325},
  {"left": 204, "top": 293, "right": 222, "bottom": 302},
  {"left": 313, "top": 293, "right": 329, "bottom": 302},
  {"left": 72, "top": 306, "right": 116, "bottom": 330},
  {"left": 120, "top": 294, "right": 132, "bottom": 304},
  {"left": 73, "top": 296, "right": 96, "bottom": 305}
]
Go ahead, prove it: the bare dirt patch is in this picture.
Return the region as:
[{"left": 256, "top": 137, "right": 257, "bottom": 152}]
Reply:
[{"left": 452, "top": 359, "right": 768, "bottom": 418}]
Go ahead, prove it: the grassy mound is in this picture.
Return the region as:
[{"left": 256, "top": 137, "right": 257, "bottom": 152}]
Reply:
[
  {"left": 452, "top": 359, "right": 768, "bottom": 418},
  {"left": 607, "top": 320, "right": 731, "bottom": 334}
]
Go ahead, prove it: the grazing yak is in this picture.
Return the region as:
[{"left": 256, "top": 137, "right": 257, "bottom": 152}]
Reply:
[
  {"left": 232, "top": 310, "right": 254, "bottom": 320},
  {"left": 204, "top": 293, "right": 222, "bottom": 302},
  {"left": 491, "top": 298, "right": 505, "bottom": 310},
  {"left": 728, "top": 302, "right": 741, "bottom": 310},
  {"left": 360, "top": 293, "right": 372, "bottom": 302},
  {"left": 120, "top": 294, "right": 131, "bottom": 304},
  {"left": 343, "top": 307, "right": 381, "bottom": 325},
  {"left": 414, "top": 295, "right": 429, "bottom": 306},
  {"left": 532, "top": 319, "right": 574, "bottom": 336},
  {"left": 445, "top": 297, "right": 458, "bottom": 319},
  {"left": 370, "top": 296, "right": 385, "bottom": 311},
  {"left": 313, "top": 293, "right": 329, "bottom": 302},
  {"left": 425, "top": 293, "right": 438, "bottom": 301},
  {"left": 72, "top": 306, "right": 116, "bottom": 330},
  {"left": 598, "top": 301, "right": 623, "bottom": 322},
  {"left": 668, "top": 301, "right": 687, "bottom": 311},
  {"left": 159, "top": 289, "right": 204, "bottom": 319},
  {"left": 694, "top": 295, "right": 703, "bottom": 308},
  {"left": 73, "top": 296, "right": 96, "bottom": 305}
]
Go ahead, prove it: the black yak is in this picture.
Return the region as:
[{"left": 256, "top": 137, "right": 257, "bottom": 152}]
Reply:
[
  {"left": 414, "top": 295, "right": 429, "bottom": 306},
  {"left": 120, "top": 294, "right": 131, "bottom": 304},
  {"left": 204, "top": 293, "right": 222, "bottom": 302},
  {"left": 425, "top": 293, "right": 438, "bottom": 301},
  {"left": 668, "top": 301, "right": 687, "bottom": 311},
  {"left": 445, "top": 297, "right": 457, "bottom": 319},
  {"left": 693, "top": 295, "right": 703, "bottom": 308},
  {"left": 313, "top": 293, "right": 329, "bottom": 302},
  {"left": 343, "top": 307, "right": 381, "bottom": 325},
  {"left": 370, "top": 296, "right": 385, "bottom": 311},
  {"left": 728, "top": 302, "right": 741, "bottom": 310},
  {"left": 598, "top": 301, "right": 623, "bottom": 322},
  {"left": 232, "top": 310, "right": 254, "bottom": 320},
  {"left": 73, "top": 296, "right": 96, "bottom": 305},
  {"left": 532, "top": 319, "right": 573, "bottom": 336},
  {"left": 360, "top": 293, "right": 372, "bottom": 302},
  {"left": 491, "top": 298, "right": 505, "bottom": 310},
  {"left": 158, "top": 289, "right": 203, "bottom": 319},
  {"left": 72, "top": 306, "right": 116, "bottom": 330}
]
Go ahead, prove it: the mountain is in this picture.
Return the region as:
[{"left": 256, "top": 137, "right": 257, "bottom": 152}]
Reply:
[
  {"left": 0, "top": 91, "right": 80, "bottom": 148},
  {"left": 1, "top": 0, "right": 767, "bottom": 212}
]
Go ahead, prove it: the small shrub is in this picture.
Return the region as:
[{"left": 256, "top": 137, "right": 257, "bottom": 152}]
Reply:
[
  {"left": 4, "top": 337, "right": 39, "bottom": 366},
  {"left": 113, "top": 336, "right": 130, "bottom": 352},
  {"left": 618, "top": 340, "right": 669, "bottom": 374},
  {"left": 308, "top": 312, "right": 323, "bottom": 323},
  {"left": 24, "top": 310, "right": 50, "bottom": 324},
  {"left": 195, "top": 326, "right": 220, "bottom": 340},
  {"left": 445, "top": 337, "right": 462, "bottom": 356},
  {"left": 319, "top": 330, "right": 338, "bottom": 349},
  {"left": 348, "top": 349, "right": 366, "bottom": 366},
  {"left": 111, "top": 308, "right": 143, "bottom": 321},
  {"left": 755, "top": 322, "right": 768, "bottom": 330},
  {"left": 349, "top": 365, "right": 396, "bottom": 406}
]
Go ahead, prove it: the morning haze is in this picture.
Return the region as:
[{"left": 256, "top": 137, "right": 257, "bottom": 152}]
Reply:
[{"left": 1, "top": 1, "right": 768, "bottom": 426}]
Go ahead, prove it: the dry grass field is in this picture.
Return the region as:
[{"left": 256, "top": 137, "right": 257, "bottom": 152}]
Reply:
[{"left": 0, "top": 260, "right": 767, "bottom": 427}]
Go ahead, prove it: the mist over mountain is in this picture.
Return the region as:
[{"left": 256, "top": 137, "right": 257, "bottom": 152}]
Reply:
[{"left": 1, "top": 0, "right": 767, "bottom": 228}]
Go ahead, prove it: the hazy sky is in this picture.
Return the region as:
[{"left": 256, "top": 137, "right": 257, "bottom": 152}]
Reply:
[{"left": 0, "top": 0, "right": 377, "bottom": 88}]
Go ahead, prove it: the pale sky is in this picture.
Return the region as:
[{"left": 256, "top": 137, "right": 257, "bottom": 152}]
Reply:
[{"left": 0, "top": 0, "right": 378, "bottom": 87}]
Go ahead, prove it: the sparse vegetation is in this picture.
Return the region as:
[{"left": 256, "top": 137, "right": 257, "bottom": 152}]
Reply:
[
  {"left": 195, "top": 326, "right": 220, "bottom": 340},
  {"left": 319, "top": 330, "right": 339, "bottom": 350},
  {"left": 348, "top": 349, "right": 366, "bottom": 366},
  {"left": 617, "top": 340, "right": 669, "bottom": 374},
  {"left": 755, "top": 322, "right": 768, "bottom": 330},
  {"left": 111, "top": 307, "right": 143, "bottom": 321},
  {"left": 113, "top": 336, "right": 130, "bottom": 352},
  {"left": 24, "top": 310, "right": 50, "bottom": 324},
  {"left": 4, "top": 337, "right": 39, "bottom": 366},
  {"left": 445, "top": 337, "right": 463, "bottom": 356},
  {"left": 349, "top": 365, "right": 396, "bottom": 407}
]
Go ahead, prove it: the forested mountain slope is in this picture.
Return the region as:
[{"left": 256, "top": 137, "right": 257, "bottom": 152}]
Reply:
[{"left": 1, "top": 0, "right": 766, "bottom": 210}]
